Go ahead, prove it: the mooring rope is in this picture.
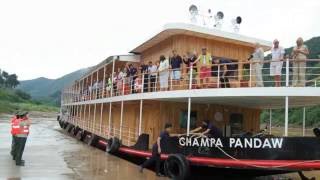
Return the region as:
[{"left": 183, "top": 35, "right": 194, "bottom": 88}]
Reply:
[{"left": 178, "top": 133, "right": 320, "bottom": 169}]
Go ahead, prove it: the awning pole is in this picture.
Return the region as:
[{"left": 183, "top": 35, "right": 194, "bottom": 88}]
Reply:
[
  {"left": 138, "top": 100, "right": 143, "bottom": 135},
  {"left": 187, "top": 97, "right": 192, "bottom": 136},
  {"left": 120, "top": 101, "right": 124, "bottom": 139},
  {"left": 102, "top": 66, "right": 106, "bottom": 98},
  {"left": 93, "top": 103, "right": 97, "bottom": 133},
  {"left": 108, "top": 102, "right": 112, "bottom": 138},
  {"left": 110, "top": 57, "right": 116, "bottom": 97},
  {"left": 303, "top": 107, "right": 306, "bottom": 137},
  {"left": 284, "top": 96, "right": 289, "bottom": 136},
  {"left": 99, "top": 103, "right": 104, "bottom": 136},
  {"left": 269, "top": 109, "right": 272, "bottom": 135}
]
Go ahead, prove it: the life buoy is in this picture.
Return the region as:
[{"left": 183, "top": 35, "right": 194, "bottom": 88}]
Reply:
[
  {"left": 313, "top": 128, "right": 320, "bottom": 137},
  {"left": 165, "top": 154, "right": 190, "bottom": 180},
  {"left": 67, "top": 124, "right": 74, "bottom": 133},
  {"left": 76, "top": 130, "right": 83, "bottom": 140},
  {"left": 73, "top": 126, "right": 80, "bottom": 136},
  {"left": 87, "top": 134, "right": 99, "bottom": 146},
  {"left": 58, "top": 120, "right": 63, "bottom": 128},
  {"left": 106, "top": 137, "right": 120, "bottom": 153}
]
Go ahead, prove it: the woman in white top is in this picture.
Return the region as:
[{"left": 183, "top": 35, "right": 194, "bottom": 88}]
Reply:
[
  {"left": 292, "top": 37, "right": 309, "bottom": 87},
  {"left": 251, "top": 43, "right": 265, "bottom": 87},
  {"left": 158, "top": 55, "right": 169, "bottom": 91}
]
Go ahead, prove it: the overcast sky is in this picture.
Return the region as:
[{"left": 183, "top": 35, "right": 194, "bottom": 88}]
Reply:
[{"left": 0, "top": 0, "right": 319, "bottom": 80}]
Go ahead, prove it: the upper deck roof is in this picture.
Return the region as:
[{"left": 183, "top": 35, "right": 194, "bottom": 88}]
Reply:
[
  {"left": 130, "top": 23, "right": 272, "bottom": 54},
  {"left": 78, "top": 54, "right": 140, "bottom": 80}
]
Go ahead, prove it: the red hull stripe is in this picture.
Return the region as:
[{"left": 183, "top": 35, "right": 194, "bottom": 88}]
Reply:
[{"left": 98, "top": 141, "right": 320, "bottom": 170}]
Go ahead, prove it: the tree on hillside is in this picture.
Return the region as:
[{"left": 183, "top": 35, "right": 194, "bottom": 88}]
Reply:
[
  {"left": 0, "top": 69, "right": 19, "bottom": 88},
  {"left": 7, "top": 74, "right": 19, "bottom": 88}
]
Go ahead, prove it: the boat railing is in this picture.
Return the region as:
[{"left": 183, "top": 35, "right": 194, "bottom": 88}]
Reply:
[{"left": 62, "top": 59, "right": 320, "bottom": 104}]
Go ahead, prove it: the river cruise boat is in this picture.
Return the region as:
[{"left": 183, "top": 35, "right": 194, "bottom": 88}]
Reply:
[{"left": 58, "top": 23, "right": 320, "bottom": 179}]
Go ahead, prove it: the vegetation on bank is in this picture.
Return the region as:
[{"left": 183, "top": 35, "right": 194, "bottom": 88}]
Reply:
[
  {"left": 260, "top": 106, "right": 320, "bottom": 127},
  {"left": 0, "top": 69, "right": 59, "bottom": 114},
  {"left": 0, "top": 88, "right": 59, "bottom": 113}
]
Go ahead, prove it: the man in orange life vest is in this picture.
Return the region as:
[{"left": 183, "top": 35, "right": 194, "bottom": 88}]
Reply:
[{"left": 11, "top": 111, "right": 31, "bottom": 166}]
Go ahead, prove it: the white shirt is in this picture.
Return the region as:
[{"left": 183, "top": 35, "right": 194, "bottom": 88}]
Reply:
[
  {"left": 252, "top": 47, "right": 264, "bottom": 62},
  {"left": 148, "top": 65, "right": 158, "bottom": 75},
  {"left": 159, "top": 59, "right": 169, "bottom": 71},
  {"left": 271, "top": 47, "right": 285, "bottom": 61}
]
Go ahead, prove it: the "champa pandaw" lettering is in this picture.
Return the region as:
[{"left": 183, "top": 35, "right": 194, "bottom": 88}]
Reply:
[{"left": 178, "top": 137, "right": 284, "bottom": 149}]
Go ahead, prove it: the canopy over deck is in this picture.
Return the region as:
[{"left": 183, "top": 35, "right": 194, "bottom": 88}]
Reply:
[
  {"left": 130, "top": 23, "right": 272, "bottom": 54},
  {"left": 78, "top": 54, "right": 140, "bottom": 80}
]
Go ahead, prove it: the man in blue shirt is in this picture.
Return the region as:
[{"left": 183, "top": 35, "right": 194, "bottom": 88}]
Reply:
[
  {"left": 212, "top": 57, "right": 231, "bottom": 88},
  {"left": 170, "top": 50, "right": 183, "bottom": 89},
  {"left": 191, "top": 120, "right": 222, "bottom": 138},
  {"left": 139, "top": 123, "right": 176, "bottom": 176}
]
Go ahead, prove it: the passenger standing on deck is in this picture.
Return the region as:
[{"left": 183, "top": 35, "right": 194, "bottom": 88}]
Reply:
[
  {"left": 158, "top": 55, "right": 169, "bottom": 91},
  {"left": 292, "top": 37, "right": 309, "bottom": 87},
  {"left": 270, "top": 39, "right": 285, "bottom": 87},
  {"left": 212, "top": 57, "right": 231, "bottom": 88},
  {"left": 15, "top": 112, "right": 31, "bottom": 166},
  {"left": 183, "top": 51, "right": 198, "bottom": 88},
  {"left": 139, "top": 123, "right": 176, "bottom": 176},
  {"left": 170, "top": 50, "right": 183, "bottom": 89},
  {"left": 140, "top": 62, "right": 149, "bottom": 92},
  {"left": 193, "top": 47, "right": 212, "bottom": 88},
  {"left": 148, "top": 61, "right": 158, "bottom": 92},
  {"left": 250, "top": 43, "right": 265, "bottom": 87},
  {"left": 126, "top": 64, "right": 138, "bottom": 94}
]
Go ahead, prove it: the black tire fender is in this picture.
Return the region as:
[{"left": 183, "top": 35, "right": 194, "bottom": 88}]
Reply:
[
  {"left": 106, "top": 137, "right": 120, "bottom": 153},
  {"left": 165, "top": 154, "right": 190, "bottom": 180}
]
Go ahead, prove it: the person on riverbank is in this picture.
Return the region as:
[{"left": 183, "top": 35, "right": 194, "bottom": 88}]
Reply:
[
  {"left": 139, "top": 123, "right": 177, "bottom": 176},
  {"left": 14, "top": 111, "right": 31, "bottom": 166}
]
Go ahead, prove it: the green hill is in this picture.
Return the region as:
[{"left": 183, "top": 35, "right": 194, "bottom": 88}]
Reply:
[{"left": 18, "top": 68, "right": 90, "bottom": 105}]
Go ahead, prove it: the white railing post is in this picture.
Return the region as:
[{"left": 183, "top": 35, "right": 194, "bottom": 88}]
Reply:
[
  {"left": 90, "top": 74, "right": 93, "bottom": 100},
  {"left": 303, "top": 107, "right": 306, "bottom": 137},
  {"left": 120, "top": 101, "right": 124, "bottom": 139},
  {"left": 122, "top": 77, "right": 125, "bottom": 95},
  {"left": 138, "top": 99, "right": 143, "bottom": 135},
  {"left": 141, "top": 73, "right": 145, "bottom": 93},
  {"left": 170, "top": 69, "right": 173, "bottom": 90},
  {"left": 284, "top": 96, "right": 289, "bottom": 136},
  {"left": 102, "top": 66, "right": 106, "bottom": 98},
  {"left": 110, "top": 58, "right": 116, "bottom": 97},
  {"left": 155, "top": 75, "right": 158, "bottom": 92},
  {"left": 99, "top": 103, "right": 104, "bottom": 135},
  {"left": 286, "top": 58, "right": 289, "bottom": 87},
  {"left": 128, "top": 128, "right": 131, "bottom": 146},
  {"left": 217, "top": 65, "right": 220, "bottom": 88},
  {"left": 189, "top": 67, "right": 193, "bottom": 90},
  {"left": 108, "top": 102, "right": 112, "bottom": 138},
  {"left": 93, "top": 103, "right": 97, "bottom": 132},
  {"left": 249, "top": 62, "right": 252, "bottom": 87},
  {"left": 187, "top": 97, "right": 192, "bottom": 136},
  {"left": 269, "top": 109, "right": 272, "bottom": 135}
]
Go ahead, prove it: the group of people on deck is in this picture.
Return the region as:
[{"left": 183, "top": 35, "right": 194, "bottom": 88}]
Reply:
[
  {"left": 77, "top": 36, "right": 310, "bottom": 100},
  {"left": 251, "top": 37, "right": 309, "bottom": 87}
]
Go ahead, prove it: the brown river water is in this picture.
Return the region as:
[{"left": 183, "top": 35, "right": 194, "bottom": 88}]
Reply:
[{"left": 0, "top": 112, "right": 319, "bottom": 180}]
